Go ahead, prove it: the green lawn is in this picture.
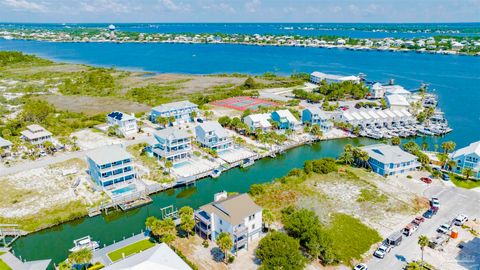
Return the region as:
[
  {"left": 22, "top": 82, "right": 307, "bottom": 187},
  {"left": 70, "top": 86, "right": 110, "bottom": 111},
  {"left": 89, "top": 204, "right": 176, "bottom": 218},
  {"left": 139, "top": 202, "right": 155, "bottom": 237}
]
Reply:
[
  {"left": 326, "top": 213, "right": 382, "bottom": 264},
  {"left": 107, "top": 239, "right": 156, "bottom": 262},
  {"left": 451, "top": 175, "right": 480, "bottom": 189},
  {"left": 0, "top": 259, "right": 12, "bottom": 270}
]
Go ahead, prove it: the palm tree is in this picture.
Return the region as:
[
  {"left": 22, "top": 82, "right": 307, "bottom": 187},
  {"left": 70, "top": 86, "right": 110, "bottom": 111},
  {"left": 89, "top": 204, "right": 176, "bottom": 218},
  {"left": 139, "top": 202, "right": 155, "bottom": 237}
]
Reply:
[
  {"left": 68, "top": 248, "right": 92, "bottom": 265},
  {"left": 340, "top": 145, "right": 354, "bottom": 165},
  {"left": 43, "top": 140, "right": 55, "bottom": 155},
  {"left": 391, "top": 137, "right": 401, "bottom": 145},
  {"left": 418, "top": 235, "right": 429, "bottom": 269},
  {"left": 216, "top": 232, "right": 233, "bottom": 263},
  {"left": 446, "top": 160, "right": 457, "bottom": 171},
  {"left": 421, "top": 141, "right": 429, "bottom": 151},
  {"left": 262, "top": 208, "right": 274, "bottom": 231},
  {"left": 165, "top": 160, "right": 173, "bottom": 173},
  {"left": 168, "top": 116, "right": 176, "bottom": 125},
  {"left": 179, "top": 206, "right": 195, "bottom": 238},
  {"left": 462, "top": 168, "right": 474, "bottom": 180},
  {"left": 203, "top": 110, "right": 213, "bottom": 120},
  {"left": 190, "top": 111, "right": 197, "bottom": 121},
  {"left": 441, "top": 141, "right": 456, "bottom": 154}
]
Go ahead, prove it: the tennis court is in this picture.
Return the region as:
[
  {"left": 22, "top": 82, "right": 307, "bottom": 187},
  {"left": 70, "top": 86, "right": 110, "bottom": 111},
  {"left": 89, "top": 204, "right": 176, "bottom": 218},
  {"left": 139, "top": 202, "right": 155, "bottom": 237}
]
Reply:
[{"left": 211, "top": 96, "right": 278, "bottom": 111}]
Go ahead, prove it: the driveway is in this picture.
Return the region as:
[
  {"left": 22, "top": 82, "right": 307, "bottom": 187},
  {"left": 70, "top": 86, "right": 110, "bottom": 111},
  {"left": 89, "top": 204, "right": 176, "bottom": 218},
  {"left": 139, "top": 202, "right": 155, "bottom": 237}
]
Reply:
[{"left": 367, "top": 184, "right": 480, "bottom": 270}]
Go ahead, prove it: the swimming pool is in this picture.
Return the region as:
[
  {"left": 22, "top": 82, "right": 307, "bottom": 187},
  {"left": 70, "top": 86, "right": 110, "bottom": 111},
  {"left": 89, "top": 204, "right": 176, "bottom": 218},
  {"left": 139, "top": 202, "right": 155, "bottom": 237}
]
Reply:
[
  {"left": 173, "top": 161, "right": 191, "bottom": 168},
  {"left": 111, "top": 185, "right": 136, "bottom": 196}
]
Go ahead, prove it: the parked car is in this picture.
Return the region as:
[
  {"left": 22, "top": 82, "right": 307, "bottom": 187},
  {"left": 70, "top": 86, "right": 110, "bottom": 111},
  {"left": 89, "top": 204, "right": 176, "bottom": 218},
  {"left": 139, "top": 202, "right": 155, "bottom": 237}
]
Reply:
[
  {"left": 403, "top": 223, "right": 418, "bottom": 236},
  {"left": 442, "top": 173, "right": 450, "bottom": 181},
  {"left": 437, "top": 223, "right": 452, "bottom": 234},
  {"left": 431, "top": 197, "right": 440, "bottom": 208},
  {"left": 423, "top": 208, "right": 437, "bottom": 219},
  {"left": 420, "top": 177, "right": 432, "bottom": 184},
  {"left": 454, "top": 214, "right": 468, "bottom": 226},
  {"left": 373, "top": 244, "right": 392, "bottom": 259},
  {"left": 414, "top": 216, "right": 425, "bottom": 224},
  {"left": 353, "top": 263, "right": 368, "bottom": 270}
]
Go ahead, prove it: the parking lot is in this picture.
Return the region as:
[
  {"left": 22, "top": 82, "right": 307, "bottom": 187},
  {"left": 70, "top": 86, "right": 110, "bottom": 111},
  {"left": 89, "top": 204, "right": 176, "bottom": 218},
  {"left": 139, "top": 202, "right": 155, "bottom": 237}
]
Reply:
[{"left": 367, "top": 184, "right": 480, "bottom": 270}]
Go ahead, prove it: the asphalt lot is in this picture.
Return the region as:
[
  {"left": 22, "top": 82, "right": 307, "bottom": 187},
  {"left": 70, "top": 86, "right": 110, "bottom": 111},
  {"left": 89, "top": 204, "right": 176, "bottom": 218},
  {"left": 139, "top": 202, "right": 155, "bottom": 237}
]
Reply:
[{"left": 367, "top": 184, "right": 480, "bottom": 270}]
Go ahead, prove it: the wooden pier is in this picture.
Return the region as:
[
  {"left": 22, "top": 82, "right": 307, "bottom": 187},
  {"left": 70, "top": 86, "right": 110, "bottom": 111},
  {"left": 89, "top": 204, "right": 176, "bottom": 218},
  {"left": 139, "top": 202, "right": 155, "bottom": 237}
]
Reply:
[{"left": 0, "top": 224, "right": 27, "bottom": 247}]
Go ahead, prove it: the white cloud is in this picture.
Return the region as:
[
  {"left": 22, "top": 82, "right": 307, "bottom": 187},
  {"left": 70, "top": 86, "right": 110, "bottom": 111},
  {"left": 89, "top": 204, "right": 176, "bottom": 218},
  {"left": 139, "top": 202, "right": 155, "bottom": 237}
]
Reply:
[
  {"left": 79, "top": 0, "right": 131, "bottom": 13},
  {"left": 159, "top": 0, "right": 191, "bottom": 12},
  {"left": 201, "top": 1, "right": 235, "bottom": 13},
  {"left": 2, "top": 0, "right": 48, "bottom": 12},
  {"left": 245, "top": 0, "right": 260, "bottom": 13}
]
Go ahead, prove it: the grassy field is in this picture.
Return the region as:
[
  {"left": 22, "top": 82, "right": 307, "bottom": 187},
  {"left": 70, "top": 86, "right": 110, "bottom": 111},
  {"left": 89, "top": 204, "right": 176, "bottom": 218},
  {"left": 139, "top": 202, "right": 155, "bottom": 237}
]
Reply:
[
  {"left": 0, "top": 259, "right": 12, "bottom": 270},
  {"left": 107, "top": 239, "right": 156, "bottom": 262},
  {"left": 450, "top": 175, "right": 480, "bottom": 189}
]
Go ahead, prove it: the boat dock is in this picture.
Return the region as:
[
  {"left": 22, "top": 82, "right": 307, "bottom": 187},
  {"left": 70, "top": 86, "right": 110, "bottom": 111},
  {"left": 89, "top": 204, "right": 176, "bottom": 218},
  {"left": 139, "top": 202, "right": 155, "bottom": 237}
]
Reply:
[{"left": 0, "top": 224, "right": 27, "bottom": 247}]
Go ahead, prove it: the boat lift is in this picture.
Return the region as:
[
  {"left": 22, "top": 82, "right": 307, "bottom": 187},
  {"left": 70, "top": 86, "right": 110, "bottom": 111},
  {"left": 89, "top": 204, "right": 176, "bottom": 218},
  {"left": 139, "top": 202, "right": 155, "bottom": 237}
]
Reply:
[{"left": 160, "top": 205, "right": 181, "bottom": 226}]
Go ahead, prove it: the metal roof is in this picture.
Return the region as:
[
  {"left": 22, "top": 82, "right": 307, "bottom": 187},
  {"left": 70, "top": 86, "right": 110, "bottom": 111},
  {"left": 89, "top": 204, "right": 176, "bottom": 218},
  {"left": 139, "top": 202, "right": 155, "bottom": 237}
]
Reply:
[
  {"left": 361, "top": 144, "right": 418, "bottom": 164},
  {"left": 87, "top": 145, "right": 132, "bottom": 165},
  {"left": 200, "top": 194, "right": 262, "bottom": 225}
]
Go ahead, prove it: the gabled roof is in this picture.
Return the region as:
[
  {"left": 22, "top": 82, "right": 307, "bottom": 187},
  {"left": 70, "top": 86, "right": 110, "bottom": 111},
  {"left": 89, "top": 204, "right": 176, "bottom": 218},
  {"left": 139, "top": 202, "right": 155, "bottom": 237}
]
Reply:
[
  {"left": 310, "top": 72, "right": 360, "bottom": 82},
  {"left": 151, "top": 100, "right": 197, "bottom": 113},
  {"left": 21, "top": 125, "right": 52, "bottom": 140},
  {"left": 342, "top": 111, "right": 355, "bottom": 121},
  {"left": 196, "top": 121, "right": 229, "bottom": 138},
  {"left": 386, "top": 94, "right": 410, "bottom": 107},
  {"left": 273, "top": 110, "right": 299, "bottom": 123},
  {"left": 87, "top": 145, "right": 132, "bottom": 165},
  {"left": 451, "top": 141, "right": 480, "bottom": 159},
  {"left": 361, "top": 144, "right": 418, "bottom": 164},
  {"left": 384, "top": 85, "right": 410, "bottom": 95},
  {"left": 0, "top": 136, "right": 12, "bottom": 148},
  {"left": 376, "top": 110, "right": 389, "bottom": 118},
  {"left": 244, "top": 113, "right": 272, "bottom": 128},
  {"left": 304, "top": 107, "right": 329, "bottom": 119},
  {"left": 154, "top": 127, "right": 191, "bottom": 141},
  {"left": 350, "top": 111, "right": 364, "bottom": 121},
  {"left": 103, "top": 243, "right": 192, "bottom": 270},
  {"left": 200, "top": 194, "right": 262, "bottom": 225}
]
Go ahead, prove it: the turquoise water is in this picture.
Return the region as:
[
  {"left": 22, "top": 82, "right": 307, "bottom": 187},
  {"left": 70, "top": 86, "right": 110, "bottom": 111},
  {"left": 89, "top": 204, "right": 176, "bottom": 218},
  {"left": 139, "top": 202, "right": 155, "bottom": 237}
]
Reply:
[
  {"left": 0, "top": 37, "right": 478, "bottom": 268},
  {"left": 173, "top": 161, "right": 191, "bottom": 168}
]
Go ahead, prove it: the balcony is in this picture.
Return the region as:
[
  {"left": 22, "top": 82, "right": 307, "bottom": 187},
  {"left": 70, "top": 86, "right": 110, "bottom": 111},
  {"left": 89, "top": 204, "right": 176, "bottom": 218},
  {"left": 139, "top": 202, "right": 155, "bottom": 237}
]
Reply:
[{"left": 233, "top": 224, "right": 248, "bottom": 237}]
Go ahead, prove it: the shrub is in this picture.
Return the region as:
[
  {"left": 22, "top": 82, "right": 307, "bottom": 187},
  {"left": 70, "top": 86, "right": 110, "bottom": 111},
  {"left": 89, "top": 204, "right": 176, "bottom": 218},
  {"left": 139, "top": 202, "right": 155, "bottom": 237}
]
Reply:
[
  {"left": 227, "top": 255, "right": 235, "bottom": 264},
  {"left": 249, "top": 184, "right": 266, "bottom": 196},
  {"left": 256, "top": 231, "right": 307, "bottom": 270},
  {"left": 304, "top": 158, "right": 338, "bottom": 174},
  {"left": 202, "top": 240, "right": 209, "bottom": 248}
]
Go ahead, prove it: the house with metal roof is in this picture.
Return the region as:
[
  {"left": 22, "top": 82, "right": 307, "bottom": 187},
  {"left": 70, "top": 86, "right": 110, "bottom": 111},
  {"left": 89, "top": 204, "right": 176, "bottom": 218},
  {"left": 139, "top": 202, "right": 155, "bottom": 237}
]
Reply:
[
  {"left": 107, "top": 111, "right": 138, "bottom": 137},
  {"left": 243, "top": 113, "right": 272, "bottom": 133},
  {"left": 194, "top": 192, "right": 263, "bottom": 253},
  {"left": 195, "top": 121, "right": 233, "bottom": 151},
  {"left": 86, "top": 145, "right": 136, "bottom": 189},
  {"left": 450, "top": 141, "right": 480, "bottom": 179},
  {"left": 271, "top": 109, "right": 301, "bottom": 130},
  {"left": 149, "top": 127, "right": 192, "bottom": 164},
  {"left": 360, "top": 144, "right": 420, "bottom": 176},
  {"left": 386, "top": 94, "right": 410, "bottom": 110},
  {"left": 150, "top": 100, "right": 198, "bottom": 125},
  {"left": 103, "top": 243, "right": 192, "bottom": 270},
  {"left": 310, "top": 71, "right": 361, "bottom": 84},
  {"left": 301, "top": 107, "right": 333, "bottom": 132},
  {"left": 20, "top": 124, "right": 52, "bottom": 145}
]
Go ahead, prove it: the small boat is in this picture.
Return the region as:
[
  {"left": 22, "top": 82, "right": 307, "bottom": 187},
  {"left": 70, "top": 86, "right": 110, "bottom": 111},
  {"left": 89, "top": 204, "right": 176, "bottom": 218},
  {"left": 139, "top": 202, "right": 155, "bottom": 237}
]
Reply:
[
  {"left": 241, "top": 158, "right": 255, "bottom": 168},
  {"left": 210, "top": 168, "right": 222, "bottom": 178},
  {"left": 69, "top": 236, "right": 99, "bottom": 252}
]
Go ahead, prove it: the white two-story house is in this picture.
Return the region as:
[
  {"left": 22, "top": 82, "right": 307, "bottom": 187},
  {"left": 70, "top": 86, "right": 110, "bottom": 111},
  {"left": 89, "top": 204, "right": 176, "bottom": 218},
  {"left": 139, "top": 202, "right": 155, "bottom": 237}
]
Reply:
[
  {"left": 107, "top": 111, "right": 138, "bottom": 137},
  {"left": 194, "top": 192, "right": 263, "bottom": 253},
  {"left": 243, "top": 113, "right": 272, "bottom": 133}
]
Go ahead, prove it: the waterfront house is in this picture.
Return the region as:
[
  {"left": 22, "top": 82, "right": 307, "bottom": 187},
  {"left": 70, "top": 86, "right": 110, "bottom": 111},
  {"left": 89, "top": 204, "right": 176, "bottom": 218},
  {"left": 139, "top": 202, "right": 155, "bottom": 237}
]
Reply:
[
  {"left": 86, "top": 145, "right": 136, "bottom": 189},
  {"left": 302, "top": 107, "right": 333, "bottom": 132},
  {"left": 243, "top": 113, "right": 272, "bottom": 133},
  {"left": 20, "top": 124, "right": 52, "bottom": 145},
  {"left": 384, "top": 85, "right": 411, "bottom": 97},
  {"left": 385, "top": 94, "right": 410, "bottom": 110},
  {"left": 107, "top": 111, "right": 138, "bottom": 137},
  {"left": 149, "top": 127, "right": 192, "bottom": 164},
  {"left": 195, "top": 121, "right": 233, "bottom": 151},
  {"left": 360, "top": 144, "right": 420, "bottom": 176},
  {"left": 370, "top": 83, "right": 386, "bottom": 99},
  {"left": 150, "top": 100, "right": 199, "bottom": 125},
  {"left": 271, "top": 110, "right": 301, "bottom": 130},
  {"left": 310, "top": 71, "right": 360, "bottom": 84},
  {"left": 195, "top": 192, "right": 263, "bottom": 252},
  {"left": 0, "top": 136, "right": 12, "bottom": 155},
  {"left": 450, "top": 141, "right": 480, "bottom": 179},
  {"left": 102, "top": 243, "right": 192, "bottom": 270}
]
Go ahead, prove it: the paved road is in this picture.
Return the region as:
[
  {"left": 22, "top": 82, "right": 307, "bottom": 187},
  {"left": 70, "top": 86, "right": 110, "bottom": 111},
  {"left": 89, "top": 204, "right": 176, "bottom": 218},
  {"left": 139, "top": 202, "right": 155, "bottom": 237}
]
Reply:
[
  {"left": 367, "top": 184, "right": 480, "bottom": 270},
  {"left": 0, "top": 135, "right": 151, "bottom": 177}
]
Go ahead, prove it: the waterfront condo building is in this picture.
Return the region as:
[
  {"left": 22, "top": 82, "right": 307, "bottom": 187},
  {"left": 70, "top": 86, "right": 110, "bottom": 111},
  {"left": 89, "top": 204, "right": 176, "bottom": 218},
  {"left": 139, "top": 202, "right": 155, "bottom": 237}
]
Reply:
[
  {"left": 86, "top": 145, "right": 136, "bottom": 189},
  {"left": 149, "top": 127, "right": 192, "bottom": 163},
  {"left": 195, "top": 121, "right": 233, "bottom": 151},
  {"left": 20, "top": 124, "right": 53, "bottom": 145},
  {"left": 310, "top": 71, "right": 360, "bottom": 84},
  {"left": 450, "top": 141, "right": 480, "bottom": 179},
  {"left": 271, "top": 110, "right": 301, "bottom": 130},
  {"left": 107, "top": 111, "right": 138, "bottom": 137},
  {"left": 195, "top": 192, "right": 263, "bottom": 253},
  {"left": 301, "top": 107, "right": 333, "bottom": 133},
  {"left": 150, "top": 100, "right": 199, "bottom": 125},
  {"left": 360, "top": 144, "right": 420, "bottom": 176},
  {"left": 243, "top": 113, "right": 272, "bottom": 133}
]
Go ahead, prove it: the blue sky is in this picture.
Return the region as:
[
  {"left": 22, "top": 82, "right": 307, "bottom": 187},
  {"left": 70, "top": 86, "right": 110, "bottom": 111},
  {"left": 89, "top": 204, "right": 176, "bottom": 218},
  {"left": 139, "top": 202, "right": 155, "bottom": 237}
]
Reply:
[{"left": 0, "top": 0, "right": 479, "bottom": 23}]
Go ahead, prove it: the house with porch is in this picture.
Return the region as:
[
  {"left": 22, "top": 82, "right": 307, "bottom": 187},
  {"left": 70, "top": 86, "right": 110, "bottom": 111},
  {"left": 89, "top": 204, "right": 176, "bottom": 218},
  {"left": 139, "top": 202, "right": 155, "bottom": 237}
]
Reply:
[
  {"left": 360, "top": 144, "right": 420, "bottom": 177},
  {"left": 271, "top": 110, "right": 300, "bottom": 130},
  {"left": 86, "top": 145, "right": 137, "bottom": 190},
  {"left": 243, "top": 113, "right": 272, "bottom": 133},
  {"left": 450, "top": 141, "right": 480, "bottom": 179},
  {"left": 107, "top": 111, "right": 138, "bottom": 137},
  {"left": 149, "top": 127, "right": 192, "bottom": 164},
  {"left": 20, "top": 124, "right": 53, "bottom": 145},
  {"left": 194, "top": 192, "right": 263, "bottom": 253},
  {"left": 150, "top": 100, "right": 199, "bottom": 125},
  {"left": 195, "top": 121, "right": 233, "bottom": 151},
  {"left": 301, "top": 107, "right": 333, "bottom": 133}
]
